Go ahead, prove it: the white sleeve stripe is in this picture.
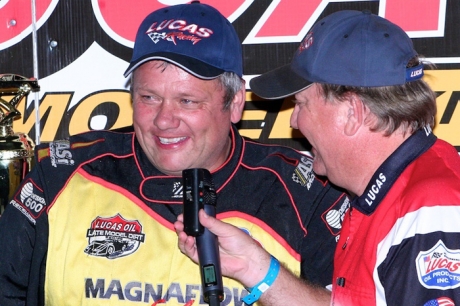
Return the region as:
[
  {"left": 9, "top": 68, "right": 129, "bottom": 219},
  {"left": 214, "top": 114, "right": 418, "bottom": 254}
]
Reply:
[{"left": 374, "top": 205, "right": 460, "bottom": 306}]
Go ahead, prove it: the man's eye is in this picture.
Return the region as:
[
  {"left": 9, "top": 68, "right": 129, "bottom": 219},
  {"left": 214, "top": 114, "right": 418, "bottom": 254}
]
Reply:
[
  {"left": 292, "top": 99, "right": 307, "bottom": 106},
  {"left": 139, "top": 95, "right": 158, "bottom": 103},
  {"left": 181, "top": 99, "right": 200, "bottom": 106}
]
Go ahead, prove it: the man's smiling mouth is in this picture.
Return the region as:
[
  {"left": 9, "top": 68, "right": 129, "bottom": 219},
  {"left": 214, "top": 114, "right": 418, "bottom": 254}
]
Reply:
[{"left": 158, "top": 137, "right": 186, "bottom": 144}]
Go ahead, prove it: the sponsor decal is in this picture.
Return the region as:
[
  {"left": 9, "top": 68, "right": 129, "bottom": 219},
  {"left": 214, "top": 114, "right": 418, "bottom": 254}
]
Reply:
[
  {"left": 49, "top": 140, "right": 75, "bottom": 167},
  {"left": 292, "top": 156, "right": 315, "bottom": 190},
  {"left": 364, "top": 172, "right": 387, "bottom": 206},
  {"left": 145, "top": 19, "right": 213, "bottom": 46},
  {"left": 416, "top": 240, "right": 460, "bottom": 289},
  {"left": 84, "top": 278, "right": 247, "bottom": 305},
  {"left": 85, "top": 214, "right": 145, "bottom": 259},
  {"left": 148, "top": 31, "right": 200, "bottom": 46},
  {"left": 411, "top": 67, "right": 424, "bottom": 78},
  {"left": 12, "top": 179, "right": 47, "bottom": 220},
  {"left": 298, "top": 32, "right": 313, "bottom": 52},
  {"left": 10, "top": 199, "right": 37, "bottom": 224},
  {"left": 38, "top": 139, "right": 102, "bottom": 162},
  {"left": 423, "top": 296, "right": 455, "bottom": 306},
  {"left": 171, "top": 181, "right": 183, "bottom": 199},
  {"left": 424, "top": 125, "right": 433, "bottom": 136},
  {"left": 322, "top": 195, "right": 350, "bottom": 236}
]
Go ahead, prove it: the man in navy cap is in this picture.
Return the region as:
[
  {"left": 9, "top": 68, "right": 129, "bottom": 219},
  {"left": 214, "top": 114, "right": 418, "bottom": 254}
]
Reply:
[
  {"left": 0, "top": 2, "right": 347, "bottom": 305},
  {"left": 176, "top": 9, "right": 460, "bottom": 306}
]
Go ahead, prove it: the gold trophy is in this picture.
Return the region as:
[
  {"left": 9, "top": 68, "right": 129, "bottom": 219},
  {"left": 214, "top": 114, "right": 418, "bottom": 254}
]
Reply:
[{"left": 0, "top": 74, "right": 39, "bottom": 215}]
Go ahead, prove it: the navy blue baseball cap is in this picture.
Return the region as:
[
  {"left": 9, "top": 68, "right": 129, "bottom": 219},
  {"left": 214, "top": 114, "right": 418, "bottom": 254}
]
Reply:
[
  {"left": 124, "top": 1, "right": 243, "bottom": 79},
  {"left": 250, "top": 10, "right": 424, "bottom": 99}
]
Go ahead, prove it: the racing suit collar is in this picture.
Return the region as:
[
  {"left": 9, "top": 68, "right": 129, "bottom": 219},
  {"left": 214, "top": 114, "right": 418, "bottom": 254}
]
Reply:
[
  {"left": 352, "top": 127, "right": 437, "bottom": 215},
  {"left": 134, "top": 124, "right": 242, "bottom": 204}
]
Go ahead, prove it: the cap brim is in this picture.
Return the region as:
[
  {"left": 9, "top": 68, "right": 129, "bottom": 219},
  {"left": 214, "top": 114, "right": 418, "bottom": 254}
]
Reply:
[
  {"left": 124, "top": 52, "right": 225, "bottom": 79},
  {"left": 249, "top": 64, "right": 312, "bottom": 99}
]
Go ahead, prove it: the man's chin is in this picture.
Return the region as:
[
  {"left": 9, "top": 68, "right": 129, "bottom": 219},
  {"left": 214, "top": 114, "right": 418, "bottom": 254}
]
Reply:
[
  {"left": 153, "top": 160, "right": 189, "bottom": 176},
  {"left": 159, "top": 168, "right": 184, "bottom": 176}
]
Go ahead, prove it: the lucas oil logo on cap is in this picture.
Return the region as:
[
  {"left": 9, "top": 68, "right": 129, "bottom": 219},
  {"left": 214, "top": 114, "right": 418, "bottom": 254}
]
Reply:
[
  {"left": 298, "top": 32, "right": 313, "bottom": 53},
  {"left": 84, "top": 214, "right": 145, "bottom": 259},
  {"left": 146, "top": 19, "right": 213, "bottom": 45},
  {"left": 416, "top": 240, "right": 460, "bottom": 290}
]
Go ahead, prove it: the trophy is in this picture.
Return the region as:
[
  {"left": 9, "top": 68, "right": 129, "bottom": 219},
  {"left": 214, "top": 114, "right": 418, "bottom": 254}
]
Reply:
[{"left": 0, "top": 74, "right": 39, "bottom": 215}]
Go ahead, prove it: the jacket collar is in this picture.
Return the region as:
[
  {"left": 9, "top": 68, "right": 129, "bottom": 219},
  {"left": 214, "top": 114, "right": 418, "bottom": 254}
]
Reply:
[
  {"left": 352, "top": 127, "right": 437, "bottom": 215},
  {"left": 134, "top": 125, "right": 243, "bottom": 204}
]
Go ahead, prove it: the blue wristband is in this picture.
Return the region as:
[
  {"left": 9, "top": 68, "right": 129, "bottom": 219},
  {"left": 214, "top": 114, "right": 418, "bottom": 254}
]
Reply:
[{"left": 242, "top": 255, "right": 280, "bottom": 305}]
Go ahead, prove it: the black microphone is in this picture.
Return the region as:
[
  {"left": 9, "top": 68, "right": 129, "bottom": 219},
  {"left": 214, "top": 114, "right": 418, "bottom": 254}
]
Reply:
[{"left": 182, "top": 168, "right": 224, "bottom": 306}]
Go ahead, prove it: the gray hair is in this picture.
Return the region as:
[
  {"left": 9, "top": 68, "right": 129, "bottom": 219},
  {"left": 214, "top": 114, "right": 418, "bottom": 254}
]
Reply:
[{"left": 216, "top": 72, "right": 244, "bottom": 110}]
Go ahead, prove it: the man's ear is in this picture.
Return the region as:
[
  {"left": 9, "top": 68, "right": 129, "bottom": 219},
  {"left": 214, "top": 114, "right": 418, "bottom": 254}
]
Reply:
[
  {"left": 344, "top": 93, "right": 366, "bottom": 136},
  {"left": 230, "top": 84, "right": 246, "bottom": 124}
]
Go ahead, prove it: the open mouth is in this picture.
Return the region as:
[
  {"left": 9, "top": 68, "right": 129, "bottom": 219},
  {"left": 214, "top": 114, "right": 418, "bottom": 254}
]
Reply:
[{"left": 310, "top": 147, "right": 317, "bottom": 157}]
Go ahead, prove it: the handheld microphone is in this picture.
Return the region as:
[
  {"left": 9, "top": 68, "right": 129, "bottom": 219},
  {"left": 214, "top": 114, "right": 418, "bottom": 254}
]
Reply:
[{"left": 182, "top": 168, "right": 224, "bottom": 306}]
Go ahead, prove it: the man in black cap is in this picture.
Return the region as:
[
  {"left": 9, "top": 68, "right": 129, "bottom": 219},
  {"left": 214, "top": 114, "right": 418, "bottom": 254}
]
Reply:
[
  {"left": 0, "top": 2, "right": 347, "bottom": 305},
  {"left": 176, "top": 9, "right": 460, "bottom": 306}
]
